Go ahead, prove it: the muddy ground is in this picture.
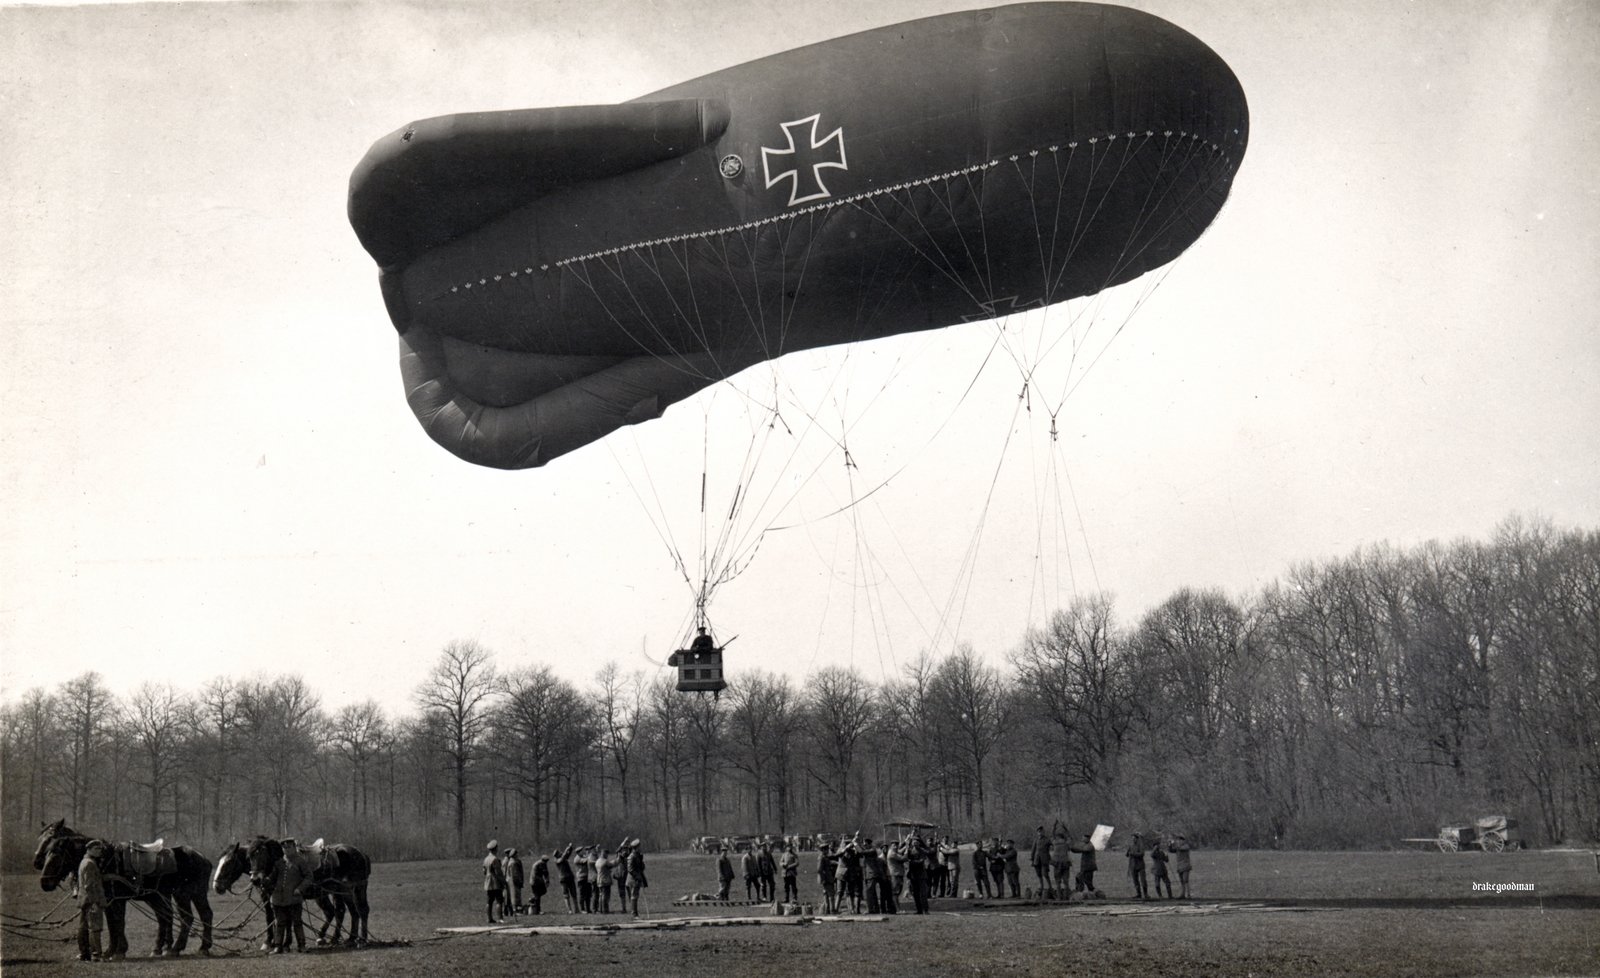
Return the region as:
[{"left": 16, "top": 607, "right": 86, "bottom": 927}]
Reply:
[{"left": 4, "top": 848, "right": 1598, "bottom": 977}]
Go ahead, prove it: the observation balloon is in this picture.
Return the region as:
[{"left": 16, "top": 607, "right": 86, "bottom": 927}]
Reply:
[{"left": 349, "top": 2, "right": 1249, "bottom": 469}]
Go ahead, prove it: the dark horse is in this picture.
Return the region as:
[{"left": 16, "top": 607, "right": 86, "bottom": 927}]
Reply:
[
  {"left": 219, "top": 836, "right": 371, "bottom": 946},
  {"left": 34, "top": 820, "right": 214, "bottom": 957}
]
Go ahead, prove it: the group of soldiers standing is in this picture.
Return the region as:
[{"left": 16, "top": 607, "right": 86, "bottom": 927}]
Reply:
[
  {"left": 481, "top": 837, "right": 649, "bottom": 922},
  {"left": 706, "top": 823, "right": 1195, "bottom": 916}
]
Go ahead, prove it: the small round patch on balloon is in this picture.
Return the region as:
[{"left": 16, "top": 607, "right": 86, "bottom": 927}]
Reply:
[{"left": 719, "top": 154, "right": 744, "bottom": 179}]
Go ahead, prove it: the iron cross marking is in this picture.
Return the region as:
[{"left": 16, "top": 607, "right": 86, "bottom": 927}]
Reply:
[{"left": 761, "top": 114, "right": 848, "bottom": 207}]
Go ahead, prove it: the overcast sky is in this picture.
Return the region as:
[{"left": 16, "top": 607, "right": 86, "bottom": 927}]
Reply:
[{"left": 3, "top": 0, "right": 1597, "bottom": 715}]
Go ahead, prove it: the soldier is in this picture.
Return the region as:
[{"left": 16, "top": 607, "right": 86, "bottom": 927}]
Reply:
[
  {"left": 817, "top": 843, "right": 839, "bottom": 913},
  {"left": 76, "top": 841, "right": 108, "bottom": 961},
  {"left": 780, "top": 841, "right": 800, "bottom": 903},
  {"left": 1171, "top": 834, "right": 1193, "bottom": 898},
  {"left": 595, "top": 848, "right": 614, "bottom": 913},
  {"left": 625, "top": 839, "right": 647, "bottom": 917},
  {"left": 554, "top": 843, "right": 577, "bottom": 913},
  {"left": 1002, "top": 838, "right": 1022, "bottom": 898},
  {"left": 612, "top": 839, "right": 630, "bottom": 905},
  {"left": 1049, "top": 827, "right": 1073, "bottom": 899},
  {"left": 1030, "top": 826, "right": 1051, "bottom": 896},
  {"left": 940, "top": 836, "right": 961, "bottom": 897},
  {"left": 971, "top": 839, "right": 990, "bottom": 897},
  {"left": 887, "top": 840, "right": 908, "bottom": 898},
  {"left": 757, "top": 841, "right": 778, "bottom": 902},
  {"left": 1071, "top": 833, "right": 1099, "bottom": 896},
  {"left": 270, "top": 839, "right": 310, "bottom": 952},
  {"left": 1150, "top": 837, "right": 1172, "bottom": 899},
  {"left": 741, "top": 847, "right": 759, "bottom": 901},
  {"left": 530, "top": 854, "right": 549, "bottom": 915},
  {"left": 840, "top": 839, "right": 864, "bottom": 913},
  {"left": 506, "top": 847, "right": 524, "bottom": 914},
  {"left": 717, "top": 847, "right": 736, "bottom": 900},
  {"left": 861, "top": 840, "right": 882, "bottom": 913},
  {"left": 575, "top": 845, "right": 593, "bottom": 913},
  {"left": 1127, "top": 833, "right": 1150, "bottom": 900},
  {"left": 905, "top": 837, "right": 931, "bottom": 915},
  {"left": 988, "top": 840, "right": 1007, "bottom": 898},
  {"left": 482, "top": 840, "right": 507, "bottom": 924}
]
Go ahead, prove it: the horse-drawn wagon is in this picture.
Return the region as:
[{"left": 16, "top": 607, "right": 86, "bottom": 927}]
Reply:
[{"left": 1407, "top": 815, "right": 1521, "bottom": 852}]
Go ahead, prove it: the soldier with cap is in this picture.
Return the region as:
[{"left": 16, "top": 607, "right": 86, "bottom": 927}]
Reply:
[
  {"left": 624, "top": 839, "right": 647, "bottom": 917},
  {"left": 76, "top": 841, "right": 108, "bottom": 961},
  {"left": 554, "top": 843, "right": 577, "bottom": 913},
  {"left": 482, "top": 840, "right": 507, "bottom": 923},
  {"left": 505, "top": 848, "right": 525, "bottom": 914},
  {"left": 595, "top": 848, "right": 614, "bottom": 913},
  {"left": 269, "top": 839, "right": 309, "bottom": 952},
  {"left": 816, "top": 842, "right": 839, "bottom": 913},
  {"left": 780, "top": 841, "right": 800, "bottom": 903},
  {"left": 1071, "top": 833, "right": 1100, "bottom": 896},
  {"left": 716, "top": 846, "right": 736, "bottom": 900},
  {"left": 1171, "top": 834, "right": 1193, "bottom": 898},
  {"left": 971, "top": 839, "right": 989, "bottom": 898},
  {"left": 530, "top": 853, "right": 550, "bottom": 914}
]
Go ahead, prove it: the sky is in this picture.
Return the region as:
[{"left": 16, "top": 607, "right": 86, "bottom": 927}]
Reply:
[{"left": 2, "top": 0, "right": 1597, "bottom": 717}]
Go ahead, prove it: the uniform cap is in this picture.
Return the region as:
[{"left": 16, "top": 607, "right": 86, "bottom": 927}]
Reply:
[{"left": 487, "top": 840, "right": 499, "bottom": 850}]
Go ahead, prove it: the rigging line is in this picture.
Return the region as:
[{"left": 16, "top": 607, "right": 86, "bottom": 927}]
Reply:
[
  {"left": 1055, "top": 263, "right": 1176, "bottom": 410},
  {"left": 1091, "top": 135, "right": 1217, "bottom": 290},
  {"left": 849, "top": 190, "right": 989, "bottom": 311},
  {"left": 1094, "top": 155, "right": 1236, "bottom": 301},
  {"left": 1057, "top": 444, "right": 1101, "bottom": 594},
  {"left": 773, "top": 209, "right": 828, "bottom": 359},
  {"left": 711, "top": 230, "right": 773, "bottom": 364},
  {"left": 918, "top": 166, "right": 996, "bottom": 310},
  {"left": 763, "top": 322, "right": 1012, "bottom": 533},
  {"left": 561, "top": 261, "right": 712, "bottom": 383},
  {"left": 935, "top": 390, "right": 1029, "bottom": 654},
  {"left": 1047, "top": 434, "right": 1082, "bottom": 600},
  {"left": 666, "top": 237, "right": 713, "bottom": 354},
  {"left": 593, "top": 250, "right": 702, "bottom": 370}
]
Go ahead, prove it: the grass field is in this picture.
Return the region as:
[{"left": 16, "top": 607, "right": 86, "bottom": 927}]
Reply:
[{"left": 4, "top": 848, "right": 1598, "bottom": 977}]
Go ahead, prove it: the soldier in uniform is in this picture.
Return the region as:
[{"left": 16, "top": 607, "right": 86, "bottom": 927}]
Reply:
[
  {"left": 717, "top": 847, "right": 736, "bottom": 900},
  {"left": 530, "top": 854, "right": 549, "bottom": 915},
  {"left": 1049, "top": 827, "right": 1073, "bottom": 899},
  {"left": 940, "top": 836, "right": 961, "bottom": 897},
  {"left": 505, "top": 848, "right": 523, "bottom": 914},
  {"left": 780, "top": 841, "right": 800, "bottom": 903},
  {"left": 971, "top": 839, "right": 989, "bottom": 897},
  {"left": 1170, "top": 834, "right": 1193, "bottom": 898},
  {"left": 595, "top": 848, "right": 614, "bottom": 913},
  {"left": 741, "top": 847, "right": 759, "bottom": 901},
  {"left": 76, "top": 841, "right": 108, "bottom": 961},
  {"left": 817, "top": 842, "right": 839, "bottom": 913},
  {"left": 624, "top": 839, "right": 647, "bottom": 917},
  {"left": 988, "top": 840, "right": 1007, "bottom": 898},
  {"left": 1030, "top": 826, "right": 1051, "bottom": 896},
  {"left": 270, "top": 839, "right": 310, "bottom": 951},
  {"left": 1071, "top": 833, "right": 1099, "bottom": 896},
  {"left": 1126, "top": 832, "right": 1150, "bottom": 900},
  {"left": 1150, "top": 837, "right": 1172, "bottom": 899},
  {"left": 554, "top": 843, "right": 578, "bottom": 913},
  {"left": 860, "top": 840, "right": 882, "bottom": 913},
  {"left": 482, "top": 840, "right": 507, "bottom": 924}
]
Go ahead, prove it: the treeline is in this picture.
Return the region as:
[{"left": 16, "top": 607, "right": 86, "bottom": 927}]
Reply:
[{"left": 3, "top": 515, "right": 1596, "bottom": 868}]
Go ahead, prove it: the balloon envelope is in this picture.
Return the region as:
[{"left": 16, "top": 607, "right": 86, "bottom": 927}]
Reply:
[{"left": 349, "top": 2, "right": 1249, "bottom": 469}]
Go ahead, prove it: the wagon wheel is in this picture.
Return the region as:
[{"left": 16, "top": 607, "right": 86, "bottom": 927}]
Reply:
[
  {"left": 1481, "top": 835, "right": 1505, "bottom": 853},
  {"left": 1437, "top": 837, "right": 1458, "bottom": 853}
]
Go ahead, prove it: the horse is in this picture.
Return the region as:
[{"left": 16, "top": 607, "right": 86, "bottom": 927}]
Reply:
[
  {"left": 212, "top": 840, "right": 278, "bottom": 949},
  {"left": 242, "top": 836, "right": 372, "bottom": 946},
  {"left": 35, "top": 820, "right": 214, "bottom": 958}
]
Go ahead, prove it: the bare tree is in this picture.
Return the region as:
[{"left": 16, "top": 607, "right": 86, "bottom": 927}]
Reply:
[
  {"left": 127, "top": 682, "right": 187, "bottom": 837},
  {"left": 498, "top": 663, "right": 592, "bottom": 837},
  {"left": 592, "top": 662, "right": 644, "bottom": 814},
  {"left": 804, "top": 666, "right": 874, "bottom": 817},
  {"left": 930, "top": 644, "right": 1007, "bottom": 827},
  {"left": 333, "top": 700, "right": 389, "bottom": 817},
  {"left": 413, "top": 640, "right": 499, "bottom": 852},
  {"left": 56, "top": 672, "right": 116, "bottom": 824}
]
